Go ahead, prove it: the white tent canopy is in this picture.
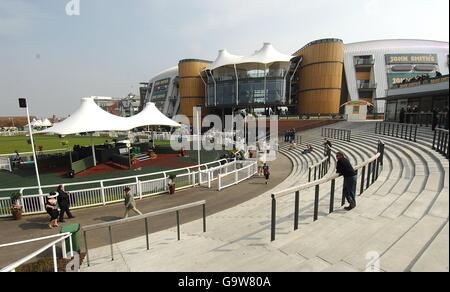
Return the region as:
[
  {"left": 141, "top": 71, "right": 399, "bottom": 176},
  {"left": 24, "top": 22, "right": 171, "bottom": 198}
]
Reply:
[
  {"left": 129, "top": 102, "right": 181, "bottom": 128},
  {"left": 40, "top": 98, "right": 180, "bottom": 136},
  {"left": 208, "top": 43, "right": 294, "bottom": 70}
]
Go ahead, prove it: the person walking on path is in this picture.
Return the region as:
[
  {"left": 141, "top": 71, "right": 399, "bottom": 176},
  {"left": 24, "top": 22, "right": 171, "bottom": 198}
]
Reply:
[
  {"left": 323, "top": 139, "right": 333, "bottom": 158},
  {"left": 57, "top": 185, "right": 75, "bottom": 223},
  {"left": 123, "top": 187, "right": 143, "bottom": 219},
  {"left": 263, "top": 163, "right": 270, "bottom": 185},
  {"left": 45, "top": 192, "right": 60, "bottom": 229},
  {"left": 336, "top": 152, "right": 357, "bottom": 211}
]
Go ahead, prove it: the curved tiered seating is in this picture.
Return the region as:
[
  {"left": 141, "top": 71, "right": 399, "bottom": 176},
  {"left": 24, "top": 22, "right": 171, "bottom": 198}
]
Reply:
[{"left": 81, "top": 122, "right": 449, "bottom": 272}]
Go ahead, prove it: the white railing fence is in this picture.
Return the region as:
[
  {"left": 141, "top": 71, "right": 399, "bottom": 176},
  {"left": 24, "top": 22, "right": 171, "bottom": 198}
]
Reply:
[
  {"left": 218, "top": 160, "right": 258, "bottom": 191},
  {"left": 0, "top": 157, "right": 11, "bottom": 172},
  {"left": 0, "top": 158, "right": 256, "bottom": 218},
  {"left": 0, "top": 233, "right": 74, "bottom": 272}
]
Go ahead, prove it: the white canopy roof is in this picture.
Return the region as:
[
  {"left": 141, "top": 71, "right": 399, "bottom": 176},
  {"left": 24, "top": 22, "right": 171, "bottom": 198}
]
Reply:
[
  {"left": 128, "top": 102, "right": 181, "bottom": 128},
  {"left": 40, "top": 98, "right": 179, "bottom": 136},
  {"left": 208, "top": 43, "right": 294, "bottom": 70},
  {"left": 41, "top": 118, "right": 52, "bottom": 127}
]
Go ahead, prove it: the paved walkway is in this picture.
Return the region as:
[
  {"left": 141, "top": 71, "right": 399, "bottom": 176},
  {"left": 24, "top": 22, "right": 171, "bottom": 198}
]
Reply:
[
  {"left": 0, "top": 154, "right": 292, "bottom": 268},
  {"left": 80, "top": 122, "right": 449, "bottom": 272}
]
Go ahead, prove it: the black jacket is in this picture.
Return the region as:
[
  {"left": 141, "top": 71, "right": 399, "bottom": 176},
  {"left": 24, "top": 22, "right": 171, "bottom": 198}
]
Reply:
[
  {"left": 57, "top": 191, "right": 71, "bottom": 208},
  {"left": 336, "top": 158, "right": 357, "bottom": 178}
]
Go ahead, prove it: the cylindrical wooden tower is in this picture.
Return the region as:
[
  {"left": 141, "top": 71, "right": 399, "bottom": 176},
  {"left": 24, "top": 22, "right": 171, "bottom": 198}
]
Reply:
[
  {"left": 294, "top": 39, "right": 344, "bottom": 114},
  {"left": 178, "top": 59, "right": 211, "bottom": 123}
]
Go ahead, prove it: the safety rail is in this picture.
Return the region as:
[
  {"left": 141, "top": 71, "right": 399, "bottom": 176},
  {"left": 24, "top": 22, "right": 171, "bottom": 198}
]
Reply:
[
  {"left": 0, "top": 157, "right": 11, "bottom": 172},
  {"left": 217, "top": 161, "right": 258, "bottom": 191},
  {"left": 432, "top": 128, "right": 449, "bottom": 159},
  {"left": 82, "top": 200, "right": 207, "bottom": 267},
  {"left": 0, "top": 158, "right": 228, "bottom": 218},
  {"left": 375, "top": 122, "right": 418, "bottom": 142},
  {"left": 270, "top": 141, "right": 385, "bottom": 241},
  {"left": 308, "top": 156, "right": 331, "bottom": 183},
  {"left": 0, "top": 233, "right": 74, "bottom": 272},
  {"left": 321, "top": 128, "right": 351, "bottom": 142}
]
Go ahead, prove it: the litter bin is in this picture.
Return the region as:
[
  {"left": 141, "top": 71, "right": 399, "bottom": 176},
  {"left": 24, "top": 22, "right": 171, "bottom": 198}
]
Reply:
[{"left": 60, "top": 224, "right": 81, "bottom": 254}]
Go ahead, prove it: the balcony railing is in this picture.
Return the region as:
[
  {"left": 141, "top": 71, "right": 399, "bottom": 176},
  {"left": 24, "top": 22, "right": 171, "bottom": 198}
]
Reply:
[
  {"left": 354, "top": 58, "right": 375, "bottom": 66},
  {"left": 357, "top": 81, "right": 377, "bottom": 90}
]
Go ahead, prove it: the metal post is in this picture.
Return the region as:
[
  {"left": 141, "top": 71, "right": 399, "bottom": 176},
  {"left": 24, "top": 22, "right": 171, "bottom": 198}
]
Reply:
[
  {"left": 24, "top": 100, "right": 43, "bottom": 195},
  {"left": 84, "top": 231, "right": 90, "bottom": 267},
  {"left": 314, "top": 167, "right": 317, "bottom": 181},
  {"left": 409, "top": 125, "right": 413, "bottom": 141},
  {"left": 330, "top": 179, "right": 335, "bottom": 214},
  {"left": 396, "top": 124, "right": 400, "bottom": 137},
  {"left": 294, "top": 191, "right": 300, "bottom": 231},
  {"left": 308, "top": 168, "right": 311, "bottom": 183},
  {"left": 203, "top": 204, "right": 207, "bottom": 233},
  {"left": 432, "top": 130, "right": 437, "bottom": 150},
  {"left": 383, "top": 123, "right": 386, "bottom": 135},
  {"left": 372, "top": 160, "right": 376, "bottom": 184},
  {"left": 271, "top": 195, "right": 276, "bottom": 242},
  {"left": 314, "top": 185, "right": 319, "bottom": 221},
  {"left": 145, "top": 218, "right": 149, "bottom": 251},
  {"left": 366, "top": 162, "right": 372, "bottom": 189},
  {"left": 52, "top": 245, "right": 58, "bottom": 272},
  {"left": 109, "top": 226, "right": 114, "bottom": 261},
  {"left": 176, "top": 211, "right": 181, "bottom": 241},
  {"left": 360, "top": 166, "right": 366, "bottom": 195},
  {"left": 414, "top": 125, "right": 418, "bottom": 142}
]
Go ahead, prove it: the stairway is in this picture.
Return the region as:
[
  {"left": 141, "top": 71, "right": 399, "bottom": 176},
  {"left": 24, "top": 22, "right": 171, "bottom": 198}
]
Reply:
[{"left": 81, "top": 121, "right": 449, "bottom": 272}]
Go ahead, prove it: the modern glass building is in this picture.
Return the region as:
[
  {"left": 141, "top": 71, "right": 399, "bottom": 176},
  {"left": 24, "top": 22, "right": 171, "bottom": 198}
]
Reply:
[{"left": 142, "top": 39, "right": 449, "bottom": 121}]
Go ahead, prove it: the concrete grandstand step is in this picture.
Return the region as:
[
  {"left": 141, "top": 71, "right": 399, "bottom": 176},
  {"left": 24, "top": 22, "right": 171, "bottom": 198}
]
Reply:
[
  {"left": 317, "top": 216, "right": 391, "bottom": 264},
  {"left": 283, "top": 257, "right": 331, "bottom": 272},
  {"left": 342, "top": 215, "right": 417, "bottom": 271},
  {"left": 279, "top": 216, "right": 372, "bottom": 259},
  {"left": 410, "top": 222, "right": 449, "bottom": 272},
  {"left": 380, "top": 215, "right": 447, "bottom": 272},
  {"left": 428, "top": 188, "right": 450, "bottom": 219},
  {"left": 381, "top": 192, "right": 422, "bottom": 219},
  {"left": 403, "top": 190, "right": 442, "bottom": 219}
]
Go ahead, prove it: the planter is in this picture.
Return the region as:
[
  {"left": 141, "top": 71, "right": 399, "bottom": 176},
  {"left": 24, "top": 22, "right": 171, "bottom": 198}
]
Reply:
[{"left": 12, "top": 209, "right": 23, "bottom": 220}]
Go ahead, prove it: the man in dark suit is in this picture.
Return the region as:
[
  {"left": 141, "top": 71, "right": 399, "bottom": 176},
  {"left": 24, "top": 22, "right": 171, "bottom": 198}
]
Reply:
[
  {"left": 336, "top": 152, "right": 358, "bottom": 211},
  {"left": 57, "top": 185, "right": 75, "bottom": 222}
]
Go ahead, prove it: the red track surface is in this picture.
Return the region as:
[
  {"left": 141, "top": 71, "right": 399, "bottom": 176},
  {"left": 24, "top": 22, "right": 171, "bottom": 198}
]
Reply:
[{"left": 76, "top": 154, "right": 195, "bottom": 177}]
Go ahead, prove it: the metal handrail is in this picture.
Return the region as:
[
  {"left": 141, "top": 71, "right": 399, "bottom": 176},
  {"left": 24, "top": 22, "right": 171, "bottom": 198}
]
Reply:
[
  {"left": 1, "top": 233, "right": 73, "bottom": 272},
  {"left": 270, "top": 141, "right": 385, "bottom": 241},
  {"left": 275, "top": 153, "right": 380, "bottom": 199},
  {"left": 83, "top": 200, "right": 207, "bottom": 266}
]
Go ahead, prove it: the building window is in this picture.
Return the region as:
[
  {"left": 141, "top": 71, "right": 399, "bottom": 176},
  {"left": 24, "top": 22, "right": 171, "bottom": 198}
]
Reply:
[{"left": 353, "top": 106, "right": 360, "bottom": 114}]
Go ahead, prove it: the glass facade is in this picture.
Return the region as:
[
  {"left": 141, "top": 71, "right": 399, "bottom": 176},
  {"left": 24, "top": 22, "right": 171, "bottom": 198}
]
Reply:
[{"left": 205, "top": 62, "right": 289, "bottom": 107}]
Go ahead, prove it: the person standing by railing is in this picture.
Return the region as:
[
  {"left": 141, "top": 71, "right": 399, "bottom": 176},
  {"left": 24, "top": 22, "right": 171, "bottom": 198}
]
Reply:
[
  {"left": 45, "top": 192, "right": 60, "bottom": 229},
  {"left": 123, "top": 187, "right": 142, "bottom": 219},
  {"left": 57, "top": 185, "right": 75, "bottom": 223},
  {"left": 263, "top": 163, "right": 270, "bottom": 185},
  {"left": 336, "top": 152, "right": 357, "bottom": 211}
]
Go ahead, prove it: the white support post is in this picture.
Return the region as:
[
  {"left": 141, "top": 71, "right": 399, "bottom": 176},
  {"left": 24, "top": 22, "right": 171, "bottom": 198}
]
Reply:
[
  {"left": 100, "top": 181, "right": 106, "bottom": 206},
  {"left": 52, "top": 245, "right": 58, "bottom": 272},
  {"left": 69, "top": 236, "right": 74, "bottom": 258},
  {"left": 136, "top": 177, "right": 142, "bottom": 199},
  {"left": 208, "top": 171, "right": 211, "bottom": 189},
  {"left": 61, "top": 239, "right": 67, "bottom": 259},
  {"left": 164, "top": 172, "right": 168, "bottom": 191},
  {"left": 24, "top": 100, "right": 43, "bottom": 195},
  {"left": 218, "top": 174, "right": 222, "bottom": 191}
]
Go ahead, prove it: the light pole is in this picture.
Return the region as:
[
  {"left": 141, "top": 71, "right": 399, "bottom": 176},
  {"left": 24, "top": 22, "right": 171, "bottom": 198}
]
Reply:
[{"left": 19, "top": 98, "right": 43, "bottom": 195}]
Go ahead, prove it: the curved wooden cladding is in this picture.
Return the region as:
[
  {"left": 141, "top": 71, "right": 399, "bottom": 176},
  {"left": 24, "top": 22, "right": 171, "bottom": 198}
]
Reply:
[
  {"left": 298, "top": 89, "right": 342, "bottom": 114},
  {"left": 179, "top": 61, "right": 210, "bottom": 78},
  {"left": 295, "top": 41, "right": 344, "bottom": 66},
  {"left": 179, "top": 77, "right": 205, "bottom": 97},
  {"left": 295, "top": 40, "right": 344, "bottom": 114},
  {"left": 298, "top": 63, "right": 344, "bottom": 90},
  {"left": 179, "top": 97, "right": 207, "bottom": 119}
]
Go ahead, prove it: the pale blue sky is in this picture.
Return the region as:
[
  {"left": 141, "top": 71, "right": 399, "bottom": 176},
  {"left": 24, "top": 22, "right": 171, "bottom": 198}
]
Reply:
[{"left": 0, "top": 0, "right": 449, "bottom": 117}]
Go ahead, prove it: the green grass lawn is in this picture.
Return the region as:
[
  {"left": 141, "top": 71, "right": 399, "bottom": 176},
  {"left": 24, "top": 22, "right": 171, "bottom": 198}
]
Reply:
[{"left": 0, "top": 135, "right": 171, "bottom": 155}]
